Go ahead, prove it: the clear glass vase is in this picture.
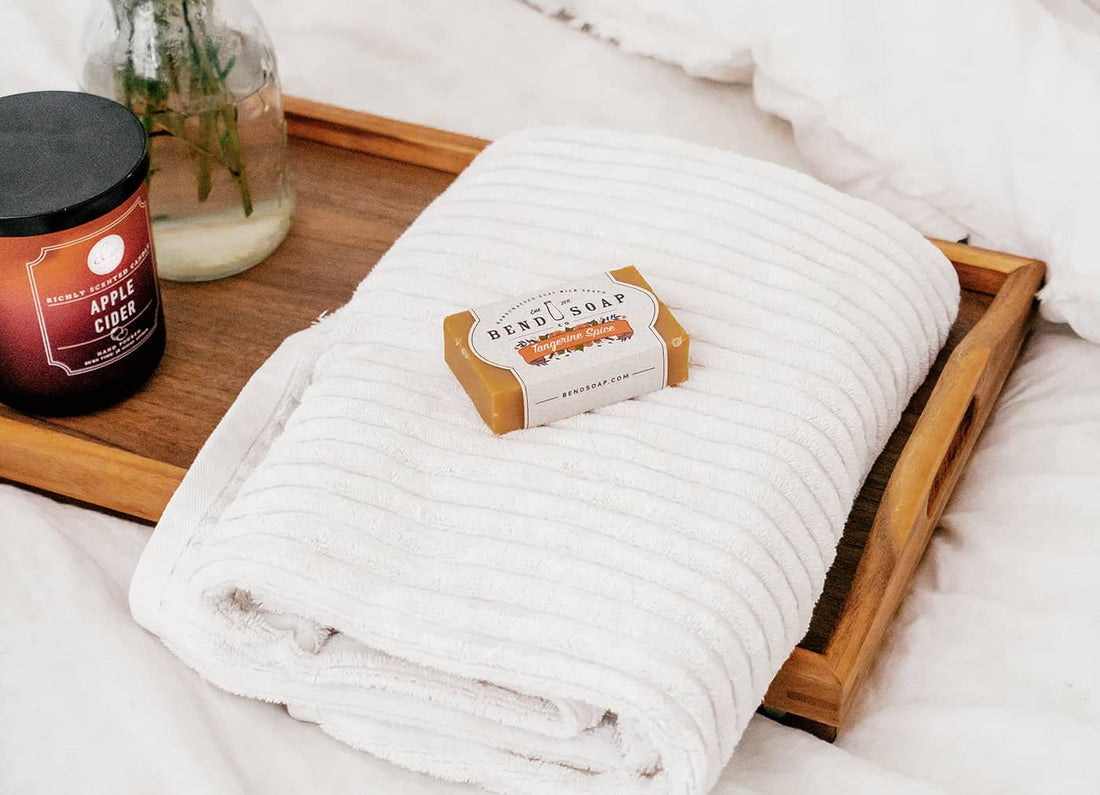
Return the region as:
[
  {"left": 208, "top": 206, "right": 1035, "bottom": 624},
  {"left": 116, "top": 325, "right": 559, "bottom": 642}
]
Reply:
[{"left": 80, "top": 0, "right": 295, "bottom": 281}]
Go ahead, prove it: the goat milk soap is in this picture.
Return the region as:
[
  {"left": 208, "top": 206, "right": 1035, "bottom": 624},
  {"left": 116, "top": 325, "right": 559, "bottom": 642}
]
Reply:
[{"left": 444, "top": 267, "right": 689, "bottom": 433}]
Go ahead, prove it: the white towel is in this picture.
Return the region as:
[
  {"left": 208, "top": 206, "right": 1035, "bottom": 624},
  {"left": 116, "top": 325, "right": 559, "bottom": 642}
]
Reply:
[{"left": 130, "top": 128, "right": 958, "bottom": 794}]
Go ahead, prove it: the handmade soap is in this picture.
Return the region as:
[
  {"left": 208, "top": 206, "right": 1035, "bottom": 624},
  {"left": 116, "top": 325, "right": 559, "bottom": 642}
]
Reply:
[{"left": 444, "top": 267, "right": 689, "bottom": 433}]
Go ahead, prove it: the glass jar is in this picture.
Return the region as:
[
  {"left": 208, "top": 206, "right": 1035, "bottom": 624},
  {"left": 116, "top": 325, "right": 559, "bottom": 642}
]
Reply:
[
  {"left": 0, "top": 91, "right": 165, "bottom": 415},
  {"left": 80, "top": 0, "right": 295, "bottom": 281}
]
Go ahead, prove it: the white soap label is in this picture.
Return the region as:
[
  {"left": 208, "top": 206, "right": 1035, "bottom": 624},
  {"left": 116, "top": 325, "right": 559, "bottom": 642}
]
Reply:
[{"left": 467, "top": 271, "right": 668, "bottom": 428}]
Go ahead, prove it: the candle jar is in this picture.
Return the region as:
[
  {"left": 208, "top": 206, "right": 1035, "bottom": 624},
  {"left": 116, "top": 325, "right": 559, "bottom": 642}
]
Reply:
[
  {"left": 0, "top": 91, "right": 166, "bottom": 415},
  {"left": 80, "top": 0, "right": 295, "bottom": 281}
]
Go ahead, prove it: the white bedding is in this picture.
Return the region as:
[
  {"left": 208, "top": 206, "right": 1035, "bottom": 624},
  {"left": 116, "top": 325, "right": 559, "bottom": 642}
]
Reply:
[
  {"left": 528, "top": 0, "right": 1100, "bottom": 344},
  {"left": 2, "top": 1, "right": 1099, "bottom": 793}
]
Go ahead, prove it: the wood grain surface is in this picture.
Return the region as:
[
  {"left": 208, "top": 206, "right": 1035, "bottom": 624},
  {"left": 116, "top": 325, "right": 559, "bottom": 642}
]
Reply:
[
  {"left": 285, "top": 96, "right": 488, "bottom": 174},
  {"left": 0, "top": 102, "right": 1045, "bottom": 737},
  {"left": 0, "top": 137, "right": 455, "bottom": 520}
]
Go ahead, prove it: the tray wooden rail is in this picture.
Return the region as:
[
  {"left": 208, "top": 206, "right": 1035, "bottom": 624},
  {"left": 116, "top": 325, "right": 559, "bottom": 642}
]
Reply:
[
  {"left": 0, "top": 97, "right": 1044, "bottom": 740},
  {"left": 765, "top": 240, "right": 1043, "bottom": 738}
]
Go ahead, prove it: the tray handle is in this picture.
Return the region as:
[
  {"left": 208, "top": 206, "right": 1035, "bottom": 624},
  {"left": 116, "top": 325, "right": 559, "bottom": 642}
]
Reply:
[
  {"left": 820, "top": 257, "right": 1044, "bottom": 724},
  {"left": 913, "top": 259, "right": 1044, "bottom": 527},
  {"left": 926, "top": 394, "right": 977, "bottom": 518}
]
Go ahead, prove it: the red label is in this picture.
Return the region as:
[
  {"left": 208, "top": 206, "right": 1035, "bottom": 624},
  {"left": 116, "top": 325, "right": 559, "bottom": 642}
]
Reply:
[{"left": 22, "top": 187, "right": 161, "bottom": 376}]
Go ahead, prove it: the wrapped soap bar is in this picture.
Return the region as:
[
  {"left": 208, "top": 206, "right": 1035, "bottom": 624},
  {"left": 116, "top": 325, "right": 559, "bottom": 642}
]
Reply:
[{"left": 444, "top": 267, "right": 689, "bottom": 433}]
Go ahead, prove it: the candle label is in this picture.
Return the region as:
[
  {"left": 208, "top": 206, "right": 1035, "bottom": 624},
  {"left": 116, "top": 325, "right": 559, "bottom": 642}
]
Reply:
[
  {"left": 467, "top": 271, "right": 668, "bottom": 427},
  {"left": 22, "top": 185, "right": 161, "bottom": 376}
]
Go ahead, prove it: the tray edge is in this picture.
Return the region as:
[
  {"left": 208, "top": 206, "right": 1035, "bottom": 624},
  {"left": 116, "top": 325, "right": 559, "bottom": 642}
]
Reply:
[
  {"left": 764, "top": 251, "right": 1045, "bottom": 733},
  {"left": 0, "top": 415, "right": 185, "bottom": 522},
  {"left": 284, "top": 96, "right": 488, "bottom": 175}
]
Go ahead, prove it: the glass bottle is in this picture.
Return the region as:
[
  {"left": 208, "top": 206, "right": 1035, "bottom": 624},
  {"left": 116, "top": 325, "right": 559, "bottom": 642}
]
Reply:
[{"left": 80, "top": 0, "right": 295, "bottom": 281}]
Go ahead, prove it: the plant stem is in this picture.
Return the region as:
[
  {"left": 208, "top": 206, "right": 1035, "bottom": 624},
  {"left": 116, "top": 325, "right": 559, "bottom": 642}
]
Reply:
[
  {"left": 114, "top": 0, "right": 254, "bottom": 217},
  {"left": 220, "top": 104, "right": 253, "bottom": 216},
  {"left": 181, "top": 0, "right": 253, "bottom": 216}
]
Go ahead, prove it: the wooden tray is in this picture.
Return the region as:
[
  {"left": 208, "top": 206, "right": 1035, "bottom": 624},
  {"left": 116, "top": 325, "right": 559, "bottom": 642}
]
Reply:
[
  {"left": 0, "top": 97, "right": 1044, "bottom": 740},
  {"left": 764, "top": 238, "right": 1043, "bottom": 739}
]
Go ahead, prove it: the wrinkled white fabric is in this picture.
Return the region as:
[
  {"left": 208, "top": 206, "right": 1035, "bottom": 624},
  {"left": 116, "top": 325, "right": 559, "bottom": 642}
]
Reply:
[{"left": 528, "top": 0, "right": 1100, "bottom": 343}]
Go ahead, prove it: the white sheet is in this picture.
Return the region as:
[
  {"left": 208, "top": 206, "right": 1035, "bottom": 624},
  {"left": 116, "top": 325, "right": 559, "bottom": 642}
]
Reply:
[
  {"left": 2, "top": 1, "right": 1099, "bottom": 793},
  {"left": 527, "top": 0, "right": 1100, "bottom": 344}
]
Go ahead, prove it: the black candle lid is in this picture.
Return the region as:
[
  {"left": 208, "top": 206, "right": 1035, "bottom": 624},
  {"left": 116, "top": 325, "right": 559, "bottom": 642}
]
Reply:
[{"left": 0, "top": 91, "right": 149, "bottom": 238}]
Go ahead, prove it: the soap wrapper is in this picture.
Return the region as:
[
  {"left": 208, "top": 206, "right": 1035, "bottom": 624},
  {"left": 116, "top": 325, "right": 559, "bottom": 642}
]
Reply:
[{"left": 444, "top": 266, "right": 689, "bottom": 433}]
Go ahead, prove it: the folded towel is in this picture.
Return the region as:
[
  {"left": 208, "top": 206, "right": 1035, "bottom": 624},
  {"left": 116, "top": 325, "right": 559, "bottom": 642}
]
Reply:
[{"left": 130, "top": 128, "right": 958, "bottom": 794}]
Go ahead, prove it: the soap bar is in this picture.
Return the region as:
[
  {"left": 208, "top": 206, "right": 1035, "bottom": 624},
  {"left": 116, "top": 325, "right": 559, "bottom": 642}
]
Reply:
[{"left": 444, "top": 267, "right": 689, "bottom": 434}]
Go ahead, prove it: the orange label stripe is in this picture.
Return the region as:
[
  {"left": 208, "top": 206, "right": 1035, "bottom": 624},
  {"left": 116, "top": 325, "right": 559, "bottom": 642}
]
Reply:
[{"left": 517, "top": 319, "right": 633, "bottom": 364}]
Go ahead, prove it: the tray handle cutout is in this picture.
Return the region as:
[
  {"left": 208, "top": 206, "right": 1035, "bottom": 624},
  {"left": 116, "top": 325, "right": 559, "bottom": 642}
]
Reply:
[{"left": 926, "top": 395, "right": 977, "bottom": 517}]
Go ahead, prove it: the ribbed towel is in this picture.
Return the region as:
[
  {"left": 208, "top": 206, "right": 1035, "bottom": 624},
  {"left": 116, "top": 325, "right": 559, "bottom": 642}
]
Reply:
[{"left": 130, "top": 128, "right": 959, "bottom": 794}]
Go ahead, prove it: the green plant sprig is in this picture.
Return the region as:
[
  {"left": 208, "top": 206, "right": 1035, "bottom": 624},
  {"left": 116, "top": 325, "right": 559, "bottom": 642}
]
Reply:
[{"left": 111, "top": 0, "right": 253, "bottom": 216}]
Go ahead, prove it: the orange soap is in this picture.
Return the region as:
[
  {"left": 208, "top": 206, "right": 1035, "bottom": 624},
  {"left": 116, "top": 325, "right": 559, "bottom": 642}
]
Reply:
[{"left": 444, "top": 266, "right": 689, "bottom": 434}]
